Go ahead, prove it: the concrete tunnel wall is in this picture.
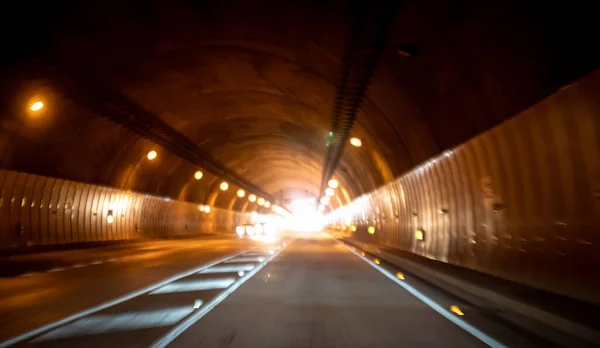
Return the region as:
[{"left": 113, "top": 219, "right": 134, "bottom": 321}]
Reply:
[
  {"left": 327, "top": 70, "right": 600, "bottom": 305},
  {"left": 0, "top": 169, "right": 256, "bottom": 249}
]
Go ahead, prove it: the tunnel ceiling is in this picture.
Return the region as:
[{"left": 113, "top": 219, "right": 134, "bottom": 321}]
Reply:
[{"left": 2, "top": 0, "right": 597, "bottom": 209}]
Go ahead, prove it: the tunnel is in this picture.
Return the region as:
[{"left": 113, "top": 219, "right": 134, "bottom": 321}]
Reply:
[{"left": 0, "top": 0, "right": 599, "bottom": 347}]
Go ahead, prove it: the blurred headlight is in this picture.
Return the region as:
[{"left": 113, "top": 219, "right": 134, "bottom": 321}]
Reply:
[{"left": 235, "top": 226, "right": 245, "bottom": 236}]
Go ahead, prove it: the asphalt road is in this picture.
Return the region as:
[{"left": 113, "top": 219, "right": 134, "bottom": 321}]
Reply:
[{"left": 0, "top": 232, "right": 557, "bottom": 347}]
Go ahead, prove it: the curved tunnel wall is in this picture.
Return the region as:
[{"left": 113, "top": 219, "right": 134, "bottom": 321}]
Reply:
[
  {"left": 0, "top": 169, "right": 256, "bottom": 249},
  {"left": 327, "top": 70, "right": 600, "bottom": 305}
]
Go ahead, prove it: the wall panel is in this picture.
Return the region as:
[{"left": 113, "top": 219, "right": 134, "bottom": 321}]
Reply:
[
  {"left": 0, "top": 170, "right": 255, "bottom": 251},
  {"left": 327, "top": 71, "right": 600, "bottom": 305}
]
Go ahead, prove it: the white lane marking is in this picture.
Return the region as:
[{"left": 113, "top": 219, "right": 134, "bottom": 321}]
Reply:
[
  {"left": 106, "top": 258, "right": 118, "bottom": 262},
  {"left": 242, "top": 252, "right": 271, "bottom": 256},
  {"left": 33, "top": 307, "right": 195, "bottom": 342},
  {"left": 71, "top": 264, "right": 86, "bottom": 268},
  {"left": 91, "top": 260, "right": 103, "bottom": 265},
  {"left": 338, "top": 241, "right": 506, "bottom": 348},
  {"left": 224, "top": 256, "right": 265, "bottom": 263},
  {"left": 199, "top": 264, "right": 256, "bottom": 274},
  {"left": 48, "top": 268, "right": 66, "bottom": 273},
  {"left": 19, "top": 272, "right": 38, "bottom": 277},
  {"left": 150, "top": 278, "right": 236, "bottom": 295},
  {"left": 151, "top": 244, "right": 290, "bottom": 348},
  {"left": 0, "top": 248, "right": 255, "bottom": 348}
]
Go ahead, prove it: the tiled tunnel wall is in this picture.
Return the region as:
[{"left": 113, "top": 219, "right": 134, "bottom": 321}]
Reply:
[
  {"left": 328, "top": 70, "right": 600, "bottom": 305},
  {"left": 0, "top": 169, "right": 254, "bottom": 249}
]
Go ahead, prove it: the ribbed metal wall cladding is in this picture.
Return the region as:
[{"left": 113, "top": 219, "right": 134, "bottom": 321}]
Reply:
[
  {"left": 328, "top": 70, "right": 600, "bottom": 304},
  {"left": 0, "top": 169, "right": 254, "bottom": 249}
]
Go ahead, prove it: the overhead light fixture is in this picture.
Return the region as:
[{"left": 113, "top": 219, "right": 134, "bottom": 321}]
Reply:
[
  {"left": 220, "top": 182, "right": 229, "bottom": 191},
  {"left": 368, "top": 226, "right": 375, "bottom": 234},
  {"left": 328, "top": 179, "right": 338, "bottom": 188},
  {"left": 320, "top": 196, "right": 330, "bottom": 205},
  {"left": 350, "top": 225, "right": 357, "bottom": 232},
  {"left": 325, "top": 188, "right": 335, "bottom": 197},
  {"left": 265, "top": 201, "right": 271, "bottom": 208},
  {"left": 257, "top": 197, "right": 265, "bottom": 206},
  {"left": 29, "top": 101, "right": 44, "bottom": 111},
  {"left": 237, "top": 189, "right": 245, "bottom": 198},
  {"left": 205, "top": 206, "right": 211, "bottom": 213},
  {"left": 194, "top": 171, "right": 203, "bottom": 180},
  {"left": 147, "top": 150, "right": 157, "bottom": 160},
  {"left": 248, "top": 194, "right": 257, "bottom": 202},
  {"left": 199, "top": 205, "right": 205, "bottom": 212},
  {"left": 349, "top": 137, "right": 362, "bottom": 147},
  {"left": 318, "top": 205, "right": 325, "bottom": 212}
]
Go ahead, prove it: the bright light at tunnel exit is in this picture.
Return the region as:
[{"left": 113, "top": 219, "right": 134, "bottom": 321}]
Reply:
[{"left": 284, "top": 198, "right": 325, "bottom": 232}]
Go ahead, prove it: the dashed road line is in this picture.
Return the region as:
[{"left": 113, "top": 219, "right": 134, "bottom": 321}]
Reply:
[
  {"left": 150, "top": 241, "right": 290, "bottom": 348},
  {"left": 0, "top": 248, "right": 256, "bottom": 348},
  {"left": 47, "top": 268, "right": 66, "bottom": 273}
]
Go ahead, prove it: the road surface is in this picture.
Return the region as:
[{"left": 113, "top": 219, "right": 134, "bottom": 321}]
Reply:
[{"left": 0, "top": 233, "right": 552, "bottom": 347}]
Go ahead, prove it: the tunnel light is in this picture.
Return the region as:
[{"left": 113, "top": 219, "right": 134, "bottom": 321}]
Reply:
[
  {"left": 450, "top": 305, "right": 464, "bottom": 316},
  {"left": 415, "top": 229, "right": 424, "bottom": 241},
  {"left": 368, "top": 226, "right": 375, "bottom": 234},
  {"left": 194, "top": 171, "right": 203, "bottom": 180},
  {"left": 236, "top": 226, "right": 245, "bottom": 236},
  {"left": 328, "top": 179, "right": 338, "bottom": 188},
  {"left": 349, "top": 137, "right": 362, "bottom": 147},
  {"left": 257, "top": 197, "right": 265, "bottom": 206},
  {"left": 318, "top": 205, "right": 325, "bottom": 212},
  {"left": 265, "top": 201, "right": 271, "bottom": 208},
  {"left": 147, "top": 150, "right": 158, "bottom": 160},
  {"left": 325, "top": 188, "right": 335, "bottom": 197},
  {"left": 30, "top": 101, "right": 44, "bottom": 111},
  {"left": 199, "top": 205, "right": 205, "bottom": 212},
  {"left": 237, "top": 189, "right": 246, "bottom": 198},
  {"left": 220, "top": 182, "right": 229, "bottom": 191},
  {"left": 204, "top": 206, "right": 211, "bottom": 213},
  {"left": 350, "top": 225, "right": 357, "bottom": 232},
  {"left": 374, "top": 258, "right": 380, "bottom": 265},
  {"left": 248, "top": 194, "right": 257, "bottom": 202},
  {"left": 245, "top": 226, "right": 255, "bottom": 236},
  {"left": 360, "top": 252, "right": 366, "bottom": 256},
  {"left": 396, "top": 272, "right": 405, "bottom": 280},
  {"left": 107, "top": 214, "right": 114, "bottom": 224},
  {"left": 320, "top": 196, "right": 330, "bottom": 205}
]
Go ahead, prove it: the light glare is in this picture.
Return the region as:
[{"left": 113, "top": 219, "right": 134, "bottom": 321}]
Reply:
[
  {"left": 30, "top": 101, "right": 44, "bottom": 111},
  {"left": 147, "top": 150, "right": 158, "bottom": 160},
  {"left": 349, "top": 137, "right": 362, "bottom": 147},
  {"left": 220, "top": 182, "right": 229, "bottom": 191},
  {"left": 236, "top": 226, "right": 245, "bottom": 236},
  {"left": 257, "top": 197, "right": 265, "bottom": 206},
  {"left": 328, "top": 179, "right": 339, "bottom": 188},
  {"left": 325, "top": 188, "right": 335, "bottom": 196}
]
